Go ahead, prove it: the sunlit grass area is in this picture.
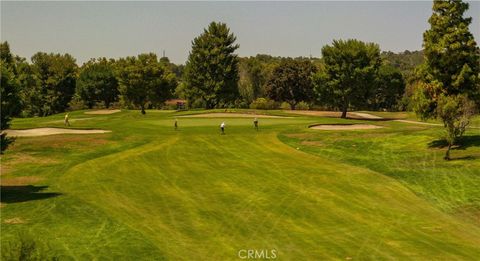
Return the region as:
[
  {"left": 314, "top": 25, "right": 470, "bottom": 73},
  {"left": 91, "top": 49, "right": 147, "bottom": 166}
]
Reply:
[{"left": 1, "top": 110, "right": 480, "bottom": 259}]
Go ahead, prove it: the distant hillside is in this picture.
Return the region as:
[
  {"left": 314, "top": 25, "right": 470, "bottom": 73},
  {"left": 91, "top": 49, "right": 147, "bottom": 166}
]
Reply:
[{"left": 381, "top": 50, "right": 424, "bottom": 78}]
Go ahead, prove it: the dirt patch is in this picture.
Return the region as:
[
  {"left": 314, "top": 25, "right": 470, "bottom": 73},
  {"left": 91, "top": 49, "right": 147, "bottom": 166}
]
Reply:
[
  {"left": 179, "top": 113, "right": 289, "bottom": 118},
  {"left": 1, "top": 176, "right": 44, "bottom": 185},
  {"left": 84, "top": 109, "right": 121, "bottom": 115},
  {"left": 309, "top": 124, "right": 384, "bottom": 130},
  {"left": 1, "top": 153, "right": 58, "bottom": 175},
  {"left": 28, "top": 135, "right": 109, "bottom": 148},
  {"left": 453, "top": 205, "right": 480, "bottom": 226},
  {"left": 284, "top": 133, "right": 315, "bottom": 139},
  {"left": 300, "top": 140, "right": 325, "bottom": 147},
  {"left": 4, "top": 128, "right": 111, "bottom": 137},
  {"left": 1, "top": 164, "right": 12, "bottom": 175},
  {"left": 3, "top": 217, "right": 26, "bottom": 224},
  {"left": 4, "top": 135, "right": 110, "bottom": 161}
]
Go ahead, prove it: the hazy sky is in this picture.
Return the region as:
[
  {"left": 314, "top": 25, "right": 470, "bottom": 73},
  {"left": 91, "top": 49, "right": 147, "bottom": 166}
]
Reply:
[{"left": 2, "top": 1, "right": 479, "bottom": 64}]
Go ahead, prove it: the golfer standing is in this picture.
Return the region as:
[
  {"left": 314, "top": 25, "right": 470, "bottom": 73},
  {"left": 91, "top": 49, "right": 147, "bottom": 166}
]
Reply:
[
  {"left": 253, "top": 117, "right": 258, "bottom": 131},
  {"left": 64, "top": 113, "right": 70, "bottom": 126},
  {"left": 220, "top": 122, "right": 225, "bottom": 135},
  {"left": 174, "top": 118, "right": 178, "bottom": 130}
]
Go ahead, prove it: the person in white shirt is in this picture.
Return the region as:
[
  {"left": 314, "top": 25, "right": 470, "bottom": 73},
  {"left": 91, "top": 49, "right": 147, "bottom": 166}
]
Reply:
[
  {"left": 253, "top": 117, "right": 258, "bottom": 131},
  {"left": 220, "top": 122, "right": 225, "bottom": 134}
]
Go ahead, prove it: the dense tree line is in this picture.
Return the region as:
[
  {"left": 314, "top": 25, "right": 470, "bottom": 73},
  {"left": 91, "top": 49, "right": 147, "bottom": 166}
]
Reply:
[
  {"left": 235, "top": 51, "right": 409, "bottom": 114},
  {"left": 2, "top": 0, "right": 478, "bottom": 159},
  {"left": 76, "top": 58, "right": 119, "bottom": 109},
  {"left": 381, "top": 50, "right": 423, "bottom": 79},
  {"left": 237, "top": 55, "right": 323, "bottom": 106},
  {"left": 1, "top": 42, "right": 21, "bottom": 152},
  {"left": 1, "top": 30, "right": 417, "bottom": 120},
  {"left": 116, "top": 53, "right": 177, "bottom": 114},
  {"left": 265, "top": 59, "right": 317, "bottom": 110},
  {"left": 0, "top": 42, "right": 180, "bottom": 118},
  {"left": 30, "top": 52, "right": 78, "bottom": 116},
  {"left": 2, "top": 1, "right": 478, "bottom": 130}
]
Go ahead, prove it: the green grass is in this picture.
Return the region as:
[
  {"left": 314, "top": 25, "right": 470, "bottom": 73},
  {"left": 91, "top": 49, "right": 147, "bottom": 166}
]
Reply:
[
  {"left": 364, "top": 110, "right": 480, "bottom": 128},
  {"left": 1, "top": 110, "right": 480, "bottom": 259}
]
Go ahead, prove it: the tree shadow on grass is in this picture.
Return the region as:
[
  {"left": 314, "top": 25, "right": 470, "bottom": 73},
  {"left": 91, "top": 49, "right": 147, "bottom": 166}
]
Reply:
[
  {"left": 1, "top": 185, "right": 61, "bottom": 203},
  {"left": 450, "top": 155, "right": 477, "bottom": 161},
  {"left": 428, "top": 135, "right": 480, "bottom": 150}
]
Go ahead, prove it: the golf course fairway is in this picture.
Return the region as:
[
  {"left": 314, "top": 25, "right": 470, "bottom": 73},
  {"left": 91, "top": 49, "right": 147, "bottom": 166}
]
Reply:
[{"left": 1, "top": 110, "right": 480, "bottom": 260}]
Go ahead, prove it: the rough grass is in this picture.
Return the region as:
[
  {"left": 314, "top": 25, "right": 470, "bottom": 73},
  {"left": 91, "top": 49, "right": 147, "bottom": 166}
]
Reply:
[
  {"left": 280, "top": 120, "right": 480, "bottom": 225},
  {"left": 1, "top": 110, "right": 480, "bottom": 259}
]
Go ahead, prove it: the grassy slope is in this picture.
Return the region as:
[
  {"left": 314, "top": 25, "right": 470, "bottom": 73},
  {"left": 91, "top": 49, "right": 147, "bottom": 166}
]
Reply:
[
  {"left": 1, "top": 110, "right": 480, "bottom": 259},
  {"left": 363, "top": 111, "right": 480, "bottom": 128}
]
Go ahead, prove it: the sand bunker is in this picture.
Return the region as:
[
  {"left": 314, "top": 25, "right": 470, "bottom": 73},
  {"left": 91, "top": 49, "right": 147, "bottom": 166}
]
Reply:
[
  {"left": 394, "top": 120, "right": 442, "bottom": 126},
  {"left": 284, "top": 110, "right": 383, "bottom": 120},
  {"left": 310, "top": 124, "right": 383, "bottom": 130},
  {"left": 284, "top": 110, "right": 341, "bottom": 117},
  {"left": 3, "top": 217, "right": 26, "bottom": 224},
  {"left": 84, "top": 109, "right": 121, "bottom": 115},
  {"left": 179, "top": 113, "right": 289, "bottom": 118},
  {"left": 351, "top": 112, "right": 383, "bottom": 119},
  {"left": 4, "top": 128, "right": 111, "bottom": 137}
]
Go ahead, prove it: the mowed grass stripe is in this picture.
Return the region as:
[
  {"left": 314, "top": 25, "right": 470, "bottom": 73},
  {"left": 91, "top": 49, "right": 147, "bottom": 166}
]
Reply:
[
  {"left": 53, "top": 127, "right": 480, "bottom": 259},
  {"left": 2, "top": 110, "right": 480, "bottom": 259}
]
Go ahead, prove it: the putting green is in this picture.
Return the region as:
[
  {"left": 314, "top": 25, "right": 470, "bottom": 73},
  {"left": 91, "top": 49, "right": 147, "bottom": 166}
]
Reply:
[{"left": 1, "top": 110, "right": 480, "bottom": 259}]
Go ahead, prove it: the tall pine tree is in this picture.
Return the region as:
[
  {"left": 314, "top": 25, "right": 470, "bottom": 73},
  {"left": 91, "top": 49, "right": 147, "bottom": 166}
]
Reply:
[
  {"left": 413, "top": 0, "right": 480, "bottom": 159},
  {"left": 184, "top": 22, "right": 239, "bottom": 109}
]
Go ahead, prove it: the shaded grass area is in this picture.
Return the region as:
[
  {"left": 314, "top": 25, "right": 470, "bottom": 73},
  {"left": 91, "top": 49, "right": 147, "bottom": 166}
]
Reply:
[
  {"left": 0, "top": 186, "right": 61, "bottom": 203},
  {"left": 1, "top": 109, "right": 480, "bottom": 259},
  {"left": 428, "top": 135, "right": 480, "bottom": 152}
]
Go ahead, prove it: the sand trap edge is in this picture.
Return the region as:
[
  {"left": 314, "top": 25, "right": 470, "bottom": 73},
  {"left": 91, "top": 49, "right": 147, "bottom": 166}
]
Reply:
[
  {"left": 308, "top": 124, "right": 384, "bottom": 130},
  {"left": 3, "top": 128, "right": 111, "bottom": 137}
]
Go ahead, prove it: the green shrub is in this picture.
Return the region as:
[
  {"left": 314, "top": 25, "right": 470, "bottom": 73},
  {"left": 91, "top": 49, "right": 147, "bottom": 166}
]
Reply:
[
  {"left": 280, "top": 101, "right": 310, "bottom": 110},
  {"left": 296, "top": 101, "right": 310, "bottom": 110},
  {"left": 1, "top": 133, "right": 15, "bottom": 154},
  {"left": 67, "top": 95, "right": 88, "bottom": 111},
  {"left": 249, "top": 98, "right": 276, "bottom": 110},
  {"left": 188, "top": 98, "right": 206, "bottom": 109},
  {"left": 235, "top": 100, "right": 250, "bottom": 109},
  {"left": 1, "top": 235, "right": 58, "bottom": 261},
  {"left": 280, "top": 102, "right": 291, "bottom": 110}
]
